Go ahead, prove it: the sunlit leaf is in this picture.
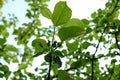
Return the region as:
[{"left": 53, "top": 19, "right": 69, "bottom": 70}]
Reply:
[
  {"left": 40, "top": 6, "right": 52, "bottom": 19},
  {"left": 66, "top": 40, "right": 79, "bottom": 52},
  {"left": 12, "top": 56, "right": 19, "bottom": 63},
  {"left": 19, "top": 64, "right": 27, "bottom": 70},
  {"left": 0, "top": 38, "right": 6, "bottom": 45},
  {"left": 5, "top": 45, "right": 18, "bottom": 52},
  {"left": 52, "top": 1, "right": 72, "bottom": 26},
  {"left": 52, "top": 64, "right": 58, "bottom": 75},
  {"left": 2, "top": 30, "right": 9, "bottom": 37}
]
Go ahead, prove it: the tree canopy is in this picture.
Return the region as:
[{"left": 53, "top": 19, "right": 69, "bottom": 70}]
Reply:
[{"left": 1, "top": 0, "right": 120, "bottom": 80}]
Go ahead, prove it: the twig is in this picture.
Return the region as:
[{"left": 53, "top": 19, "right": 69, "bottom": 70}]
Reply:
[
  {"left": 93, "top": 26, "right": 107, "bottom": 55},
  {"left": 47, "top": 26, "right": 56, "bottom": 80}
]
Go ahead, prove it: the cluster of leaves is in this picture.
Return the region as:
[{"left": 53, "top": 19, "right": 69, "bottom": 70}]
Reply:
[{"left": 1, "top": 0, "right": 120, "bottom": 80}]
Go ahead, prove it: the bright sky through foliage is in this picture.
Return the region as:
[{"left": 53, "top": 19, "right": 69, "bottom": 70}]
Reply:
[{"left": 1, "top": 0, "right": 108, "bottom": 76}]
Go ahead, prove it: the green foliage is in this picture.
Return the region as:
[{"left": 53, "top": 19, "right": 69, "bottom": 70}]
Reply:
[{"left": 1, "top": 0, "right": 120, "bottom": 80}]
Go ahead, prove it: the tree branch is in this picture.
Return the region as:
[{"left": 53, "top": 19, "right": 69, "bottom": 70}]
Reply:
[
  {"left": 47, "top": 54, "right": 52, "bottom": 80},
  {"left": 91, "top": 26, "right": 107, "bottom": 80}
]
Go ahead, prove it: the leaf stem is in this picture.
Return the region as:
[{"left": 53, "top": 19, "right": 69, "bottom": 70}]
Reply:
[{"left": 47, "top": 26, "right": 56, "bottom": 80}]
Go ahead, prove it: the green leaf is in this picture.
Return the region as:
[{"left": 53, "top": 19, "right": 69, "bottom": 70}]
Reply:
[
  {"left": 32, "top": 39, "right": 49, "bottom": 57},
  {"left": 0, "top": 38, "right": 6, "bottom": 45},
  {"left": 40, "top": 6, "right": 52, "bottom": 19},
  {"left": 4, "top": 71, "right": 11, "bottom": 79},
  {"left": 0, "top": 65, "right": 9, "bottom": 72},
  {"left": 82, "top": 41, "right": 91, "bottom": 49},
  {"left": 111, "top": 59, "right": 117, "bottom": 64},
  {"left": 52, "top": 64, "right": 58, "bottom": 75},
  {"left": 53, "top": 50, "right": 64, "bottom": 57},
  {"left": 52, "top": 1, "right": 72, "bottom": 26},
  {"left": 58, "top": 18, "right": 85, "bottom": 41},
  {"left": 5, "top": 45, "right": 18, "bottom": 52},
  {"left": 0, "top": 0, "right": 4, "bottom": 8},
  {"left": 58, "top": 70, "right": 73, "bottom": 80},
  {"left": 19, "top": 64, "right": 27, "bottom": 70},
  {"left": 26, "top": 9, "right": 32, "bottom": 19},
  {"left": 12, "top": 56, "right": 19, "bottom": 63},
  {"left": 66, "top": 40, "right": 79, "bottom": 52},
  {"left": 44, "top": 53, "right": 51, "bottom": 62},
  {"left": 2, "top": 30, "right": 9, "bottom": 37},
  {"left": 53, "top": 56, "right": 62, "bottom": 68},
  {"left": 71, "top": 60, "right": 81, "bottom": 68},
  {"left": 0, "top": 73, "right": 4, "bottom": 78}
]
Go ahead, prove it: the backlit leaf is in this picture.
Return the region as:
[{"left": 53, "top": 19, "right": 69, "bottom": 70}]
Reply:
[
  {"left": 58, "top": 18, "right": 85, "bottom": 41},
  {"left": 52, "top": 64, "right": 58, "bottom": 75},
  {"left": 40, "top": 6, "right": 52, "bottom": 19},
  {"left": 5, "top": 45, "right": 18, "bottom": 52},
  {"left": 66, "top": 40, "right": 79, "bottom": 52},
  {"left": 19, "top": 64, "right": 27, "bottom": 70},
  {"left": 52, "top": 1, "right": 72, "bottom": 26}
]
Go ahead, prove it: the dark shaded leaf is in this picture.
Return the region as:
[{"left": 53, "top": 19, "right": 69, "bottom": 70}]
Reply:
[
  {"left": 111, "top": 59, "right": 117, "bottom": 64},
  {"left": 0, "top": 65, "right": 9, "bottom": 72},
  {"left": 53, "top": 56, "right": 62, "bottom": 68},
  {"left": 0, "top": 73, "right": 4, "bottom": 78},
  {"left": 32, "top": 39, "right": 49, "bottom": 57},
  {"left": 53, "top": 50, "right": 64, "bottom": 57},
  {"left": 44, "top": 53, "right": 51, "bottom": 62}
]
